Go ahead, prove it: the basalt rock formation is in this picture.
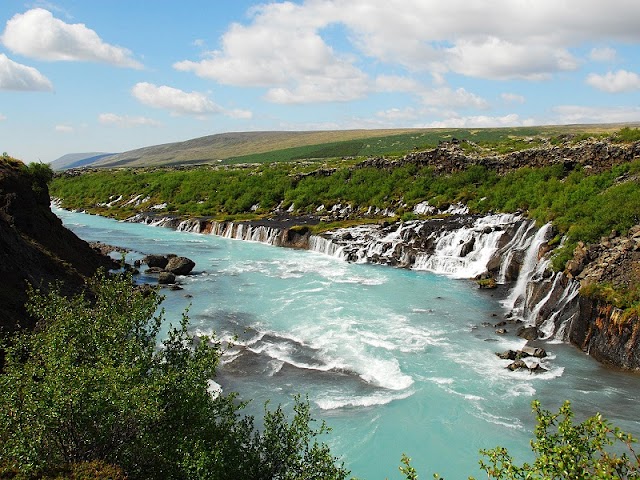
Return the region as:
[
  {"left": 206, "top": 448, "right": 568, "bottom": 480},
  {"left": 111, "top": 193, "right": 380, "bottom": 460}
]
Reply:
[{"left": 0, "top": 159, "right": 115, "bottom": 337}]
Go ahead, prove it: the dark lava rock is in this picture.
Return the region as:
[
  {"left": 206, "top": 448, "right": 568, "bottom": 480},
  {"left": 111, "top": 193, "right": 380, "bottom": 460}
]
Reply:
[
  {"left": 144, "top": 254, "right": 168, "bottom": 269},
  {"left": 0, "top": 159, "right": 115, "bottom": 337},
  {"left": 158, "top": 271, "right": 176, "bottom": 284},
  {"left": 521, "top": 345, "right": 547, "bottom": 358},
  {"left": 517, "top": 326, "right": 539, "bottom": 340},
  {"left": 165, "top": 256, "right": 196, "bottom": 275}
]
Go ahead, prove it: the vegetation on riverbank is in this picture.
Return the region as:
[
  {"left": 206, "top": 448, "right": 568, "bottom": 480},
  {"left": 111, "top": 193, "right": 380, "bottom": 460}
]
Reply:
[{"left": 50, "top": 128, "right": 640, "bottom": 276}]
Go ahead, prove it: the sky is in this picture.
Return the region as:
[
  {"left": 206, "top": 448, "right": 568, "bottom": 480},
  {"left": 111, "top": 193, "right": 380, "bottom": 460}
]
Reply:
[{"left": 1, "top": 0, "right": 640, "bottom": 163}]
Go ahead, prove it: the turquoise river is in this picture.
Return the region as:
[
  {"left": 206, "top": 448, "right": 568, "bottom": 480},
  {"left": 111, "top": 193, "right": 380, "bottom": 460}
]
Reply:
[{"left": 55, "top": 207, "right": 640, "bottom": 479}]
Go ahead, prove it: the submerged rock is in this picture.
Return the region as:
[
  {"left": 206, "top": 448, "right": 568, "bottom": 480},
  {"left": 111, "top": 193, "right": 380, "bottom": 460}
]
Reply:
[{"left": 158, "top": 271, "right": 176, "bottom": 284}]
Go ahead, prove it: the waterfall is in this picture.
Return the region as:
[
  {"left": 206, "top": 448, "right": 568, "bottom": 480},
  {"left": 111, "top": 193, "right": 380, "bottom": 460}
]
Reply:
[
  {"left": 308, "top": 235, "right": 345, "bottom": 258},
  {"left": 502, "top": 222, "right": 553, "bottom": 312},
  {"left": 537, "top": 278, "right": 581, "bottom": 340},
  {"left": 412, "top": 213, "right": 522, "bottom": 278},
  {"left": 496, "top": 220, "right": 536, "bottom": 284}
]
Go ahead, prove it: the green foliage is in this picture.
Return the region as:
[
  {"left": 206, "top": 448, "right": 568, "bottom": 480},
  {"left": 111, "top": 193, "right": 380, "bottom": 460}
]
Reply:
[
  {"left": 50, "top": 150, "right": 640, "bottom": 273},
  {"left": 580, "top": 282, "right": 640, "bottom": 312},
  {"left": 0, "top": 273, "right": 348, "bottom": 480},
  {"left": 21, "top": 162, "right": 54, "bottom": 196},
  {"left": 478, "top": 401, "right": 640, "bottom": 479},
  {"left": 613, "top": 127, "right": 640, "bottom": 143},
  {"left": 399, "top": 401, "right": 639, "bottom": 479}
]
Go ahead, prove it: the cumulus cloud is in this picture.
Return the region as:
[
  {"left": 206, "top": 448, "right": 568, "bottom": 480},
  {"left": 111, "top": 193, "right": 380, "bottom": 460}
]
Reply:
[
  {"left": 422, "top": 114, "right": 534, "bottom": 129},
  {"left": 502, "top": 93, "right": 525, "bottom": 104},
  {"left": 174, "top": 3, "right": 369, "bottom": 104},
  {"left": 54, "top": 124, "right": 74, "bottom": 133},
  {"left": 173, "top": 0, "right": 640, "bottom": 106},
  {"left": 98, "top": 113, "right": 161, "bottom": 127},
  {"left": 1, "top": 8, "right": 142, "bottom": 68},
  {"left": 420, "top": 87, "right": 489, "bottom": 109},
  {"left": 552, "top": 105, "right": 640, "bottom": 124},
  {"left": 375, "top": 107, "right": 420, "bottom": 122},
  {"left": 586, "top": 70, "right": 640, "bottom": 93},
  {"left": 589, "top": 47, "right": 617, "bottom": 62},
  {"left": 445, "top": 38, "right": 578, "bottom": 80},
  {"left": 0, "top": 53, "right": 53, "bottom": 91},
  {"left": 131, "top": 82, "right": 253, "bottom": 118},
  {"left": 132, "top": 82, "right": 222, "bottom": 115}
]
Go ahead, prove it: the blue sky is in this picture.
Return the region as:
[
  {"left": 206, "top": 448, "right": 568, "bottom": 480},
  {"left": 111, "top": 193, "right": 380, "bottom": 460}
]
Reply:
[{"left": 1, "top": 0, "right": 639, "bottom": 163}]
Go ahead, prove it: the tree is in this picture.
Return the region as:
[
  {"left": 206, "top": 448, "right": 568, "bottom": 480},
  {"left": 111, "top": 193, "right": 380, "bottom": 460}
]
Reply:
[
  {"left": 478, "top": 401, "right": 640, "bottom": 479},
  {"left": 0, "top": 273, "right": 348, "bottom": 479}
]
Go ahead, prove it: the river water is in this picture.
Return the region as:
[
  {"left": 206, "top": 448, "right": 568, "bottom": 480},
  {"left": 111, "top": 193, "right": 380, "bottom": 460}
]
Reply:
[{"left": 54, "top": 207, "right": 640, "bottom": 479}]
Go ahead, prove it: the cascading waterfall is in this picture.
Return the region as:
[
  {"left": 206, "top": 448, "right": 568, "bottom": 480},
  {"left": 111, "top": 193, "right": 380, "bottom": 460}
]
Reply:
[
  {"left": 502, "top": 222, "right": 553, "bottom": 313},
  {"left": 412, "top": 213, "right": 523, "bottom": 278},
  {"left": 537, "top": 278, "right": 581, "bottom": 340},
  {"left": 308, "top": 235, "right": 345, "bottom": 258},
  {"left": 496, "top": 221, "right": 537, "bottom": 284}
]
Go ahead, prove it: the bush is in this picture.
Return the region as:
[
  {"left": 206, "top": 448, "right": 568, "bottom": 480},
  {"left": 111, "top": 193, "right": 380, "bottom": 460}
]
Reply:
[
  {"left": 478, "top": 400, "right": 640, "bottom": 479},
  {"left": 0, "top": 273, "right": 348, "bottom": 480},
  {"left": 401, "top": 401, "right": 640, "bottom": 479}
]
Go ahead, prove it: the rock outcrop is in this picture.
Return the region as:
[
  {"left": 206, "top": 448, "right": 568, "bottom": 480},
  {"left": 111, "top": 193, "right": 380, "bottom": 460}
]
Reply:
[
  {"left": 0, "top": 159, "right": 115, "bottom": 337},
  {"left": 141, "top": 253, "right": 196, "bottom": 282},
  {"left": 515, "top": 224, "right": 640, "bottom": 370}
]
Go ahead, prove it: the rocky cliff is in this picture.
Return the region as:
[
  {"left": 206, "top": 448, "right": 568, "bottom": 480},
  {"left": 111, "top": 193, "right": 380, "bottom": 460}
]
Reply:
[{"left": 0, "top": 158, "right": 115, "bottom": 337}]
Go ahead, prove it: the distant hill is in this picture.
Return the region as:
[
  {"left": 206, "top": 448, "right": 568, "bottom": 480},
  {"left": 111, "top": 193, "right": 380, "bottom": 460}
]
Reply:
[
  {"left": 62, "top": 124, "right": 640, "bottom": 169},
  {"left": 92, "top": 130, "right": 424, "bottom": 168},
  {"left": 50, "top": 152, "right": 113, "bottom": 171}
]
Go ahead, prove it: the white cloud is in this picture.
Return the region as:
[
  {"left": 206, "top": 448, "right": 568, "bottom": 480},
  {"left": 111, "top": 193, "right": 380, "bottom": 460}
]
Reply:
[
  {"left": 445, "top": 38, "right": 578, "bottom": 80},
  {"left": 0, "top": 113, "right": 6, "bottom": 121},
  {"left": 589, "top": 47, "right": 617, "bottom": 62},
  {"left": 131, "top": 82, "right": 252, "bottom": 118},
  {"left": 54, "top": 124, "right": 74, "bottom": 133},
  {"left": 552, "top": 105, "right": 640, "bottom": 124},
  {"left": 132, "top": 82, "right": 222, "bottom": 115},
  {"left": 374, "top": 75, "right": 422, "bottom": 93},
  {"left": 421, "top": 113, "right": 534, "bottom": 129},
  {"left": 420, "top": 87, "right": 489, "bottom": 109},
  {"left": 1, "top": 8, "right": 142, "bottom": 68},
  {"left": 174, "top": 0, "right": 640, "bottom": 104},
  {"left": 98, "top": 113, "right": 161, "bottom": 128},
  {"left": 226, "top": 108, "right": 253, "bottom": 120},
  {"left": 375, "top": 107, "right": 420, "bottom": 121},
  {"left": 174, "top": 3, "right": 369, "bottom": 104},
  {"left": 0, "top": 53, "right": 53, "bottom": 91},
  {"left": 501, "top": 93, "right": 525, "bottom": 104},
  {"left": 586, "top": 70, "right": 640, "bottom": 93}
]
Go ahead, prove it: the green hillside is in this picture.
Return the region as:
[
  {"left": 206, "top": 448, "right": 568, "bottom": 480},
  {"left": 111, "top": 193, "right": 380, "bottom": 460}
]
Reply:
[{"left": 88, "top": 124, "right": 634, "bottom": 168}]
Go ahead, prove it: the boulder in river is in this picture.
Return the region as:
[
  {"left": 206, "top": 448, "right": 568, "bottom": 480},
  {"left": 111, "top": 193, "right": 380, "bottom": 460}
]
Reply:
[
  {"left": 165, "top": 256, "right": 196, "bottom": 275},
  {"left": 144, "top": 254, "right": 169, "bottom": 269},
  {"left": 158, "top": 271, "right": 176, "bottom": 284}
]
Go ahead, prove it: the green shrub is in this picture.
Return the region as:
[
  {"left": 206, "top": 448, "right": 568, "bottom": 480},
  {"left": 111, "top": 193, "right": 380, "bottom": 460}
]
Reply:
[
  {"left": 401, "top": 401, "right": 640, "bottom": 479},
  {"left": 478, "top": 401, "right": 640, "bottom": 479}
]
